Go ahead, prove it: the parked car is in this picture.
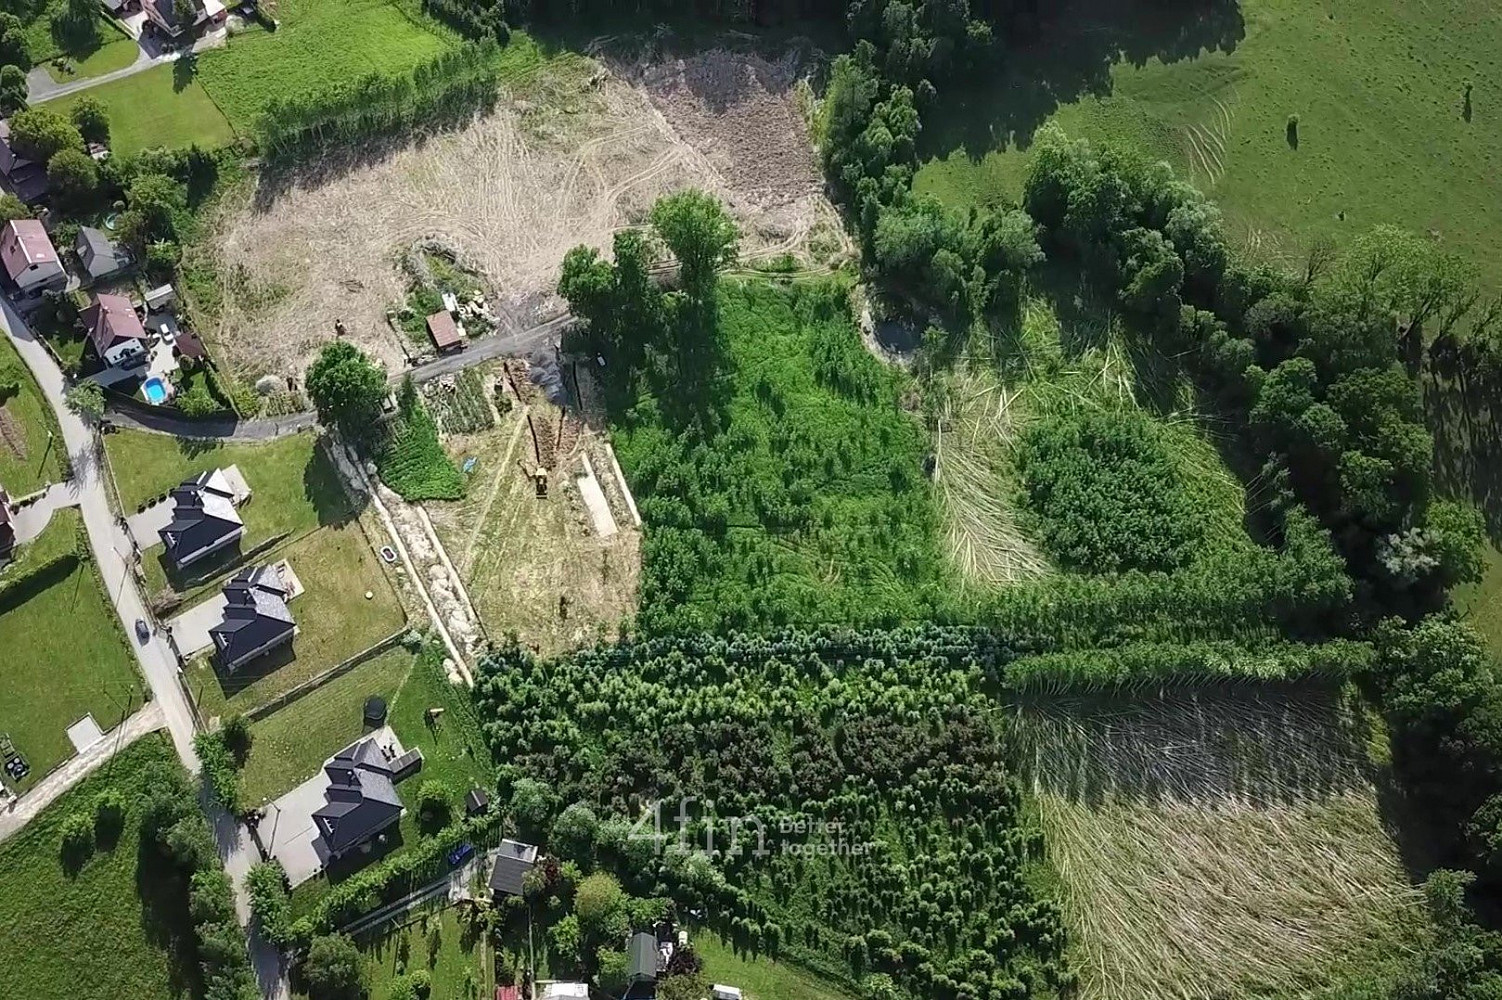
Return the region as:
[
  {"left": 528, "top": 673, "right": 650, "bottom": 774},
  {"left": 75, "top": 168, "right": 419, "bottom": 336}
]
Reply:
[{"left": 134, "top": 619, "right": 150, "bottom": 642}]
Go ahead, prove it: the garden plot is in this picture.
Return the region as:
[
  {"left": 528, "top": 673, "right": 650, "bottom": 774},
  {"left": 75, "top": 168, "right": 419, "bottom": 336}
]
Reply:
[
  {"left": 426, "top": 367, "right": 639, "bottom": 655},
  {"left": 205, "top": 44, "right": 837, "bottom": 383},
  {"left": 1010, "top": 686, "right": 1427, "bottom": 1000}
]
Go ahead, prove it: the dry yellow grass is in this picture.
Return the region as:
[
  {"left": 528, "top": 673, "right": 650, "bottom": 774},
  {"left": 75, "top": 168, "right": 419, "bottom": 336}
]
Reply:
[
  {"left": 203, "top": 47, "right": 834, "bottom": 383},
  {"left": 1008, "top": 686, "right": 1427, "bottom": 1000}
]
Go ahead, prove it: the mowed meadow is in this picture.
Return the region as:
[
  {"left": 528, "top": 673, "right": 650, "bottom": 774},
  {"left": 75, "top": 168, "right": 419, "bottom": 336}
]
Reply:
[{"left": 915, "top": 0, "right": 1502, "bottom": 279}]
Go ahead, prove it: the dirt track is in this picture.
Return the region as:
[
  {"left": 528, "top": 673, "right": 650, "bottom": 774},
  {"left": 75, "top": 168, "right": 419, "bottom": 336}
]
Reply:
[{"left": 206, "top": 45, "right": 837, "bottom": 382}]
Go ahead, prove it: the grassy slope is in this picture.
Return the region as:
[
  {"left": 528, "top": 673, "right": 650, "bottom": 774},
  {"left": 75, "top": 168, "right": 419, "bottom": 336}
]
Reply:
[
  {"left": 0, "top": 734, "right": 188, "bottom": 1000},
  {"left": 184, "top": 518, "right": 406, "bottom": 719},
  {"left": 696, "top": 932, "right": 858, "bottom": 1000},
  {"left": 237, "top": 646, "right": 413, "bottom": 804},
  {"left": 916, "top": 0, "right": 1502, "bottom": 277},
  {"left": 0, "top": 509, "right": 145, "bottom": 790},
  {"left": 196, "top": 0, "right": 451, "bottom": 132},
  {"left": 44, "top": 63, "right": 235, "bottom": 155},
  {"left": 0, "top": 335, "right": 64, "bottom": 495}
]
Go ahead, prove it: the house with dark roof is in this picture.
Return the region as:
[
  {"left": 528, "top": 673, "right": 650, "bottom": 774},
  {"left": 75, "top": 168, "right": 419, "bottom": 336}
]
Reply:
[
  {"left": 159, "top": 470, "right": 245, "bottom": 568},
  {"left": 0, "top": 219, "right": 64, "bottom": 297},
  {"left": 75, "top": 227, "right": 133, "bottom": 284},
  {"left": 209, "top": 565, "right": 296, "bottom": 671},
  {"left": 488, "top": 838, "right": 539, "bottom": 898},
  {"left": 313, "top": 736, "right": 424, "bottom": 859},
  {"left": 0, "top": 121, "right": 49, "bottom": 205},
  {"left": 626, "top": 931, "right": 661, "bottom": 1000},
  {"left": 82, "top": 292, "right": 147, "bottom": 367}
]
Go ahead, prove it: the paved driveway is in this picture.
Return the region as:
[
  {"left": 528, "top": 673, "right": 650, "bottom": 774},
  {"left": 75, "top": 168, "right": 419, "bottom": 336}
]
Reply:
[
  {"left": 126, "top": 498, "right": 174, "bottom": 549},
  {"left": 167, "top": 593, "right": 227, "bottom": 657}
]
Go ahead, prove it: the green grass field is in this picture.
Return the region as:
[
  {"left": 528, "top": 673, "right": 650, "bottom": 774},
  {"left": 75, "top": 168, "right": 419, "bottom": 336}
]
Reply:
[
  {"left": 41, "top": 22, "right": 138, "bottom": 82},
  {"left": 347, "top": 906, "right": 488, "bottom": 1000},
  {"left": 915, "top": 0, "right": 1502, "bottom": 278},
  {"left": 44, "top": 63, "right": 235, "bottom": 155},
  {"left": 695, "top": 932, "right": 858, "bottom": 1000},
  {"left": 195, "top": 0, "right": 451, "bottom": 133},
  {"left": 236, "top": 645, "right": 413, "bottom": 805},
  {"left": 0, "top": 734, "right": 188, "bottom": 1000},
  {"left": 0, "top": 510, "right": 146, "bottom": 791},
  {"left": 183, "top": 518, "right": 406, "bottom": 720},
  {"left": 0, "top": 336, "right": 64, "bottom": 495}
]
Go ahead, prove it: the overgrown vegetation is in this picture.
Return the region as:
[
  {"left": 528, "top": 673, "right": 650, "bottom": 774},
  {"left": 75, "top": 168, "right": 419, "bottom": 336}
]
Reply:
[
  {"left": 377, "top": 377, "right": 465, "bottom": 501},
  {"left": 255, "top": 42, "right": 500, "bottom": 161},
  {"left": 474, "top": 629, "right": 1073, "bottom": 1000}
]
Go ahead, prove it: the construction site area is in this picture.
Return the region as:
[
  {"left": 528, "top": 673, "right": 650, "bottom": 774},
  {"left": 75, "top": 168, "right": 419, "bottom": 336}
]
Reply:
[
  {"left": 201, "top": 40, "right": 844, "bottom": 383},
  {"left": 422, "top": 359, "right": 640, "bottom": 655}
]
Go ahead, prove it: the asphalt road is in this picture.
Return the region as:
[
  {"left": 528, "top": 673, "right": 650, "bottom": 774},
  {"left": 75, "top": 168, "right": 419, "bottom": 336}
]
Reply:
[{"left": 1, "top": 298, "right": 287, "bottom": 999}]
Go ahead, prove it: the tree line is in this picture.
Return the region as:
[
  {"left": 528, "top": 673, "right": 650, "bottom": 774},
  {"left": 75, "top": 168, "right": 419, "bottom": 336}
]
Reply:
[{"left": 256, "top": 42, "right": 502, "bottom": 161}]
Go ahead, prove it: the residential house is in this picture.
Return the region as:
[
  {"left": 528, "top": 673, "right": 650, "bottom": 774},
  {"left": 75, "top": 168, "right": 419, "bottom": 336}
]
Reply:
[
  {"left": 158, "top": 469, "right": 245, "bottom": 568},
  {"left": 488, "top": 838, "right": 539, "bottom": 898},
  {"left": 0, "top": 121, "right": 49, "bottom": 204},
  {"left": 74, "top": 227, "right": 132, "bottom": 284},
  {"left": 209, "top": 565, "right": 296, "bottom": 670},
  {"left": 82, "top": 293, "right": 148, "bottom": 367},
  {"left": 426, "top": 310, "right": 465, "bottom": 353},
  {"left": 0, "top": 220, "right": 64, "bottom": 297},
  {"left": 626, "top": 932, "right": 661, "bottom": 1000},
  {"left": 0, "top": 488, "right": 13, "bottom": 559},
  {"left": 143, "top": 0, "right": 226, "bottom": 38},
  {"left": 312, "top": 736, "right": 424, "bottom": 860}
]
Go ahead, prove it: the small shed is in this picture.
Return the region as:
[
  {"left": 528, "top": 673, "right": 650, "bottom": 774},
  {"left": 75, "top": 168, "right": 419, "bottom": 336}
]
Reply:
[
  {"left": 145, "top": 283, "right": 176, "bottom": 310},
  {"left": 713, "top": 987, "right": 742, "bottom": 1000},
  {"left": 465, "top": 787, "right": 490, "bottom": 816},
  {"left": 426, "top": 310, "right": 464, "bottom": 353}
]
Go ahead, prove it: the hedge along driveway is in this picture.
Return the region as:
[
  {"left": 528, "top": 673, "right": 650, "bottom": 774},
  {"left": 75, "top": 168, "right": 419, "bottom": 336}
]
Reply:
[{"left": 195, "top": 0, "right": 451, "bottom": 133}]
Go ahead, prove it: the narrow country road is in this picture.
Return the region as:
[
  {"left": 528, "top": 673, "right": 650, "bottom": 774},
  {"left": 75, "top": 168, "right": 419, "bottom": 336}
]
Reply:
[
  {"left": 1, "top": 299, "right": 288, "bottom": 1000},
  {"left": 103, "top": 312, "right": 569, "bottom": 443},
  {"left": 26, "top": 46, "right": 167, "bottom": 104}
]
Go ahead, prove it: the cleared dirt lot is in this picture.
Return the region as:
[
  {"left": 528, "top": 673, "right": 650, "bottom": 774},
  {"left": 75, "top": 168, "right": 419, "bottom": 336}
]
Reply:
[
  {"left": 204, "top": 43, "right": 840, "bottom": 382},
  {"left": 425, "top": 362, "right": 640, "bottom": 655}
]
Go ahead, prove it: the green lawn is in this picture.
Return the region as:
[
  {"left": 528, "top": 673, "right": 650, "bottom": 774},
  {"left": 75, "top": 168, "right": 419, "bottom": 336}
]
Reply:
[
  {"left": 0, "top": 336, "right": 64, "bottom": 495},
  {"left": 281, "top": 649, "right": 491, "bottom": 911},
  {"left": 183, "top": 519, "right": 406, "bottom": 720},
  {"left": 0, "top": 734, "right": 188, "bottom": 1000},
  {"left": 106, "top": 428, "right": 343, "bottom": 518},
  {"left": 42, "top": 22, "right": 138, "bottom": 82},
  {"left": 195, "top": 0, "right": 451, "bottom": 132},
  {"left": 237, "top": 646, "right": 413, "bottom": 805},
  {"left": 0, "top": 510, "right": 146, "bottom": 792},
  {"left": 44, "top": 63, "right": 235, "bottom": 155},
  {"left": 914, "top": 0, "right": 1502, "bottom": 281},
  {"left": 344, "top": 906, "right": 488, "bottom": 1000},
  {"left": 695, "top": 931, "right": 858, "bottom": 1000}
]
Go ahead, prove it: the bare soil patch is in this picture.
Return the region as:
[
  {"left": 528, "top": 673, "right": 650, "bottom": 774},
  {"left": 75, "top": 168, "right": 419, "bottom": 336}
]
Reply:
[
  {"left": 204, "top": 45, "right": 840, "bottom": 384},
  {"left": 0, "top": 406, "right": 28, "bottom": 461}
]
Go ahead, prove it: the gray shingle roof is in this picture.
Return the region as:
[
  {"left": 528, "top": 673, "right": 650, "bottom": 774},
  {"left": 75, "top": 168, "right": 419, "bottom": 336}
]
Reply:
[
  {"left": 76, "top": 227, "right": 131, "bottom": 280},
  {"left": 209, "top": 565, "right": 294, "bottom": 668},
  {"left": 488, "top": 838, "right": 538, "bottom": 896},
  {"left": 159, "top": 471, "right": 243, "bottom": 565},
  {"left": 313, "top": 737, "right": 408, "bottom": 854}
]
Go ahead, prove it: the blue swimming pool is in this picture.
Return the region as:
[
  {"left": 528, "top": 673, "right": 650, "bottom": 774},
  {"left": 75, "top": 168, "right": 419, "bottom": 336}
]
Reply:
[{"left": 143, "top": 377, "right": 169, "bottom": 405}]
